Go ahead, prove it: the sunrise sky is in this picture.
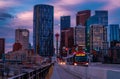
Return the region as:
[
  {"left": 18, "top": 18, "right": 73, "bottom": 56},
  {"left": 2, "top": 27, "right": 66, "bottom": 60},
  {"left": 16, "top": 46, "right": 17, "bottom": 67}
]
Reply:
[{"left": 0, "top": 0, "right": 120, "bottom": 53}]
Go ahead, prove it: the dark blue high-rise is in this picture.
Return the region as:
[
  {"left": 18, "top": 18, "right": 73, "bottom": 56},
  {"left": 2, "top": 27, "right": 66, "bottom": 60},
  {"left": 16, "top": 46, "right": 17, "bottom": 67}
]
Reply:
[
  {"left": 33, "top": 4, "right": 54, "bottom": 57},
  {"left": 110, "top": 24, "right": 120, "bottom": 42},
  {"left": 95, "top": 10, "right": 108, "bottom": 26},
  {"left": 60, "top": 16, "right": 71, "bottom": 30}
]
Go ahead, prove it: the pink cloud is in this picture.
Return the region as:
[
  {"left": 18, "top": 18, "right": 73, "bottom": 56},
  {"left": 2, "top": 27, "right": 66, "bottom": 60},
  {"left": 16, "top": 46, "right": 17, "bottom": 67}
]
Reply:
[
  {"left": 50, "top": 0, "right": 84, "bottom": 21},
  {"left": 9, "top": 11, "right": 33, "bottom": 30},
  {"left": 0, "top": 0, "right": 19, "bottom": 8},
  {"left": 56, "top": 0, "right": 84, "bottom": 5},
  {"left": 102, "top": 0, "right": 120, "bottom": 10},
  {"left": 17, "top": 11, "right": 33, "bottom": 21},
  {"left": 54, "top": 6, "right": 71, "bottom": 20}
]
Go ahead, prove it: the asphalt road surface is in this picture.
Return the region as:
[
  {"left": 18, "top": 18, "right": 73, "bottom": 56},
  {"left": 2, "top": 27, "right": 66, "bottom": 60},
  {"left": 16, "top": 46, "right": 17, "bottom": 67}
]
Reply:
[{"left": 50, "top": 64, "right": 81, "bottom": 79}]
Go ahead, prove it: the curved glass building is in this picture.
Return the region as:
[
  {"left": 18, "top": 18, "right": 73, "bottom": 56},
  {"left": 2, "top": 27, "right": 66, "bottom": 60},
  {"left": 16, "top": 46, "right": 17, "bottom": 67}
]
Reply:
[{"left": 33, "top": 4, "right": 54, "bottom": 57}]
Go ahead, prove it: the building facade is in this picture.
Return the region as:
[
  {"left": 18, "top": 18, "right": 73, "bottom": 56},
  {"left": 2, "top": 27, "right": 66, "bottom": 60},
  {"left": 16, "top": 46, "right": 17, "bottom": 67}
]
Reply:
[
  {"left": 76, "top": 10, "right": 91, "bottom": 26},
  {"left": 95, "top": 10, "right": 108, "bottom": 27},
  {"left": 13, "top": 42, "right": 22, "bottom": 52},
  {"left": 33, "top": 4, "right": 54, "bottom": 56},
  {"left": 86, "top": 10, "right": 108, "bottom": 52},
  {"left": 90, "top": 24, "right": 107, "bottom": 53},
  {"left": 74, "top": 25, "right": 86, "bottom": 49},
  {"left": 15, "top": 29, "right": 29, "bottom": 50},
  {"left": 61, "top": 27, "right": 74, "bottom": 48},
  {"left": 60, "top": 16, "right": 71, "bottom": 30},
  {"left": 0, "top": 38, "right": 5, "bottom": 59},
  {"left": 110, "top": 24, "right": 120, "bottom": 42},
  {"left": 5, "top": 49, "right": 43, "bottom": 64},
  {"left": 60, "top": 27, "right": 74, "bottom": 56}
]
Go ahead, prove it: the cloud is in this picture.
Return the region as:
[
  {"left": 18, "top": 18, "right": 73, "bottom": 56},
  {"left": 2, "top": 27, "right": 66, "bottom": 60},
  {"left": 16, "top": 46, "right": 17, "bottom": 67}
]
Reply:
[
  {"left": 0, "top": 12, "right": 14, "bottom": 20},
  {"left": 17, "top": 11, "right": 33, "bottom": 21},
  {"left": 8, "top": 11, "right": 33, "bottom": 31},
  {"left": 101, "top": 0, "right": 120, "bottom": 10},
  {"left": 54, "top": 6, "right": 72, "bottom": 20},
  {"left": 0, "top": 0, "right": 19, "bottom": 8},
  {"left": 46, "top": 0, "right": 83, "bottom": 27},
  {"left": 56, "top": 0, "right": 84, "bottom": 5}
]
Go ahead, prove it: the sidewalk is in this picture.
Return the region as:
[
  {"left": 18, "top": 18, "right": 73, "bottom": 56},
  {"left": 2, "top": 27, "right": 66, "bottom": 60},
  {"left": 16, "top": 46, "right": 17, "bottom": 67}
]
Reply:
[
  {"left": 45, "top": 65, "right": 53, "bottom": 79},
  {"left": 50, "top": 64, "right": 61, "bottom": 79}
]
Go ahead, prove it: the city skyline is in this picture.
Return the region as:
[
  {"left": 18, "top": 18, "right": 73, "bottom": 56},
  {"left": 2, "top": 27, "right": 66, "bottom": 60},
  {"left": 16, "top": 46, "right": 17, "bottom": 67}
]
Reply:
[{"left": 0, "top": 0, "right": 120, "bottom": 53}]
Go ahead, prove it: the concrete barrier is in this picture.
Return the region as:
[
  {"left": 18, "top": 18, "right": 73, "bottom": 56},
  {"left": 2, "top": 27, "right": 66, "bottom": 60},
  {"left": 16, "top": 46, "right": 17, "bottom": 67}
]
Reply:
[
  {"left": 107, "top": 70, "right": 120, "bottom": 79},
  {"left": 61, "top": 65, "right": 120, "bottom": 79}
]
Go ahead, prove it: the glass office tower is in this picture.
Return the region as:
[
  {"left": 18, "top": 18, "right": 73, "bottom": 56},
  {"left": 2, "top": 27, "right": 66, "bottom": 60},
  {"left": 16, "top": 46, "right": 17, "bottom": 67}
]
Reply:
[
  {"left": 33, "top": 4, "right": 54, "bottom": 56},
  {"left": 110, "top": 24, "right": 120, "bottom": 42},
  {"left": 60, "top": 16, "right": 71, "bottom": 30},
  {"left": 95, "top": 10, "right": 108, "bottom": 27}
]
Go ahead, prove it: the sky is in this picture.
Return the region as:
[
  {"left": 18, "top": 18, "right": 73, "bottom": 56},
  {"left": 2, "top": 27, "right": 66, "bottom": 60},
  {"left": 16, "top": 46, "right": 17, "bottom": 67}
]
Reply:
[{"left": 0, "top": 0, "right": 120, "bottom": 53}]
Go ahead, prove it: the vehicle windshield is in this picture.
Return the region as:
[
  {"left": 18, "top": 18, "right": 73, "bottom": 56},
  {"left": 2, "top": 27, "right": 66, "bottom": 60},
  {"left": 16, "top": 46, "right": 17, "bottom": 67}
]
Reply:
[{"left": 75, "top": 56, "right": 87, "bottom": 62}]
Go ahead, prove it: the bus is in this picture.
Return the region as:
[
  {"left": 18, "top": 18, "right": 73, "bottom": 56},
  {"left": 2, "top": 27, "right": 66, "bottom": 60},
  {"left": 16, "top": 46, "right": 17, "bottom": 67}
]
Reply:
[{"left": 66, "top": 51, "right": 89, "bottom": 66}]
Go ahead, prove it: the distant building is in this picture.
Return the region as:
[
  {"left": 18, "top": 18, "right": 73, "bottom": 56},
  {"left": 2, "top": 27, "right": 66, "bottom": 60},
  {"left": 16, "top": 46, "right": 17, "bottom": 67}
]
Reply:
[
  {"left": 13, "top": 42, "right": 22, "bottom": 52},
  {"left": 60, "top": 16, "right": 71, "bottom": 30},
  {"left": 110, "top": 24, "right": 120, "bottom": 42},
  {"left": 86, "top": 10, "right": 108, "bottom": 52},
  {"left": 74, "top": 25, "right": 86, "bottom": 49},
  {"left": 60, "top": 27, "right": 74, "bottom": 56},
  {"left": 86, "top": 16, "right": 97, "bottom": 52},
  {"left": 110, "top": 40, "right": 120, "bottom": 47},
  {"left": 0, "top": 38, "right": 5, "bottom": 59},
  {"left": 5, "top": 49, "right": 43, "bottom": 64},
  {"left": 95, "top": 10, "right": 108, "bottom": 26},
  {"left": 15, "top": 29, "right": 29, "bottom": 50},
  {"left": 90, "top": 24, "right": 107, "bottom": 53},
  {"left": 76, "top": 10, "right": 91, "bottom": 26},
  {"left": 108, "top": 46, "right": 120, "bottom": 64},
  {"left": 33, "top": 4, "right": 54, "bottom": 56},
  {"left": 61, "top": 27, "right": 74, "bottom": 48}
]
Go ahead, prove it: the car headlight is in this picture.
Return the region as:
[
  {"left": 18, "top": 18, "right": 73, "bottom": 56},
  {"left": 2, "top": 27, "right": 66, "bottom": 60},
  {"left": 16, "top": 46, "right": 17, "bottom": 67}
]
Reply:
[
  {"left": 74, "top": 63, "right": 77, "bottom": 66},
  {"left": 85, "top": 63, "right": 88, "bottom": 65}
]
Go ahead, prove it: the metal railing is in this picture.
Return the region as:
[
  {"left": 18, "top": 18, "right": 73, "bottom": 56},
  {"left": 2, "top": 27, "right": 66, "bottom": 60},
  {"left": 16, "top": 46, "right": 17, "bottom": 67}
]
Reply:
[{"left": 8, "top": 63, "right": 53, "bottom": 79}]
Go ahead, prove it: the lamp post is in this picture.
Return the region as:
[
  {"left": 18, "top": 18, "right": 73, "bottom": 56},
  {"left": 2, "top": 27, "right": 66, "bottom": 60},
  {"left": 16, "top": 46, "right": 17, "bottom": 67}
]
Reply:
[{"left": 55, "top": 33, "right": 59, "bottom": 57}]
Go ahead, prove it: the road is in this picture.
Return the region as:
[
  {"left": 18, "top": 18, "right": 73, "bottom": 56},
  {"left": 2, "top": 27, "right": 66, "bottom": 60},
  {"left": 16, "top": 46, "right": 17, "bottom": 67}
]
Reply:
[
  {"left": 89, "top": 62, "right": 120, "bottom": 70},
  {"left": 50, "top": 63, "right": 81, "bottom": 79}
]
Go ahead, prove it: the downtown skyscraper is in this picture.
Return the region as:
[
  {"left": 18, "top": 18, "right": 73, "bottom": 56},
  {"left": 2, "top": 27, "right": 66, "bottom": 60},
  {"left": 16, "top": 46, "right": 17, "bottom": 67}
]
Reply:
[
  {"left": 90, "top": 24, "right": 107, "bottom": 53},
  {"left": 33, "top": 4, "right": 54, "bottom": 56},
  {"left": 15, "top": 29, "right": 29, "bottom": 50},
  {"left": 110, "top": 24, "right": 120, "bottom": 42},
  {"left": 86, "top": 10, "right": 108, "bottom": 52},
  {"left": 76, "top": 10, "right": 91, "bottom": 26},
  {"left": 60, "top": 16, "right": 71, "bottom": 30},
  {"left": 74, "top": 25, "right": 86, "bottom": 49},
  {"left": 95, "top": 10, "right": 108, "bottom": 26}
]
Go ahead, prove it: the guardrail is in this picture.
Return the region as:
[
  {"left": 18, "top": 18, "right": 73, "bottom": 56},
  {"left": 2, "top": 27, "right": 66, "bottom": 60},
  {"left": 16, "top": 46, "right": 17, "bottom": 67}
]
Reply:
[{"left": 8, "top": 63, "right": 53, "bottom": 79}]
